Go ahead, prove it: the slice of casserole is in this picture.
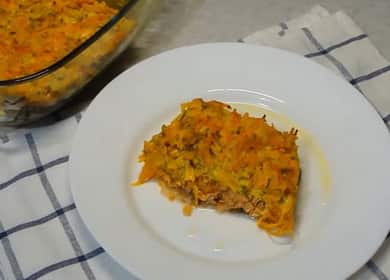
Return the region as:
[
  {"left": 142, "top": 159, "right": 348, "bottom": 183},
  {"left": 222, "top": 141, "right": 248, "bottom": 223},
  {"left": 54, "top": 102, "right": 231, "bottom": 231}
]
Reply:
[{"left": 134, "top": 98, "right": 300, "bottom": 236}]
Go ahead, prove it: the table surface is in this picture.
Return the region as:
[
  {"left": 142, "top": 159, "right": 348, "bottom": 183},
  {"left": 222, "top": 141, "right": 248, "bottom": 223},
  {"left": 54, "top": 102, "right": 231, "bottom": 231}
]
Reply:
[
  {"left": 51, "top": 0, "right": 390, "bottom": 122},
  {"left": 134, "top": 0, "right": 390, "bottom": 60}
]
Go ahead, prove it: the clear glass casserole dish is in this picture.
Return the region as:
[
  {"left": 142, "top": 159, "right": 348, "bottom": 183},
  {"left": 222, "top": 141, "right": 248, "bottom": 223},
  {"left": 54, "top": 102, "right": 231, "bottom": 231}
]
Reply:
[{"left": 0, "top": 0, "right": 155, "bottom": 126}]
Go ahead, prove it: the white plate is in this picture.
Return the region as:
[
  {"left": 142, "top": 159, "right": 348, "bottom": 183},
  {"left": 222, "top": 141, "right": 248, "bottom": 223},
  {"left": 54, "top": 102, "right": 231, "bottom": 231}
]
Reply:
[{"left": 69, "top": 43, "right": 390, "bottom": 279}]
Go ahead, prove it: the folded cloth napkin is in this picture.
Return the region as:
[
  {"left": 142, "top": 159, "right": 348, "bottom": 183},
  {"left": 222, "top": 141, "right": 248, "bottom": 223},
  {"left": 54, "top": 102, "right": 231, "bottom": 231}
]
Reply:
[{"left": 1, "top": 5, "right": 389, "bottom": 280}]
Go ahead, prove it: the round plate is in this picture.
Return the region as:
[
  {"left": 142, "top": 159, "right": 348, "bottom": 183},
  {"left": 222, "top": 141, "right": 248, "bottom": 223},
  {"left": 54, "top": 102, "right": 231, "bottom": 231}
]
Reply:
[{"left": 69, "top": 43, "right": 390, "bottom": 279}]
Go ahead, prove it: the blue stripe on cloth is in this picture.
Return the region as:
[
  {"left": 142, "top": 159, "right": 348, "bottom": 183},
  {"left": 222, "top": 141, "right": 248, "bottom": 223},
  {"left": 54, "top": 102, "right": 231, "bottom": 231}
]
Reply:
[
  {"left": 0, "top": 261, "right": 5, "bottom": 280},
  {"left": 301, "top": 27, "right": 363, "bottom": 93},
  {"left": 0, "top": 204, "right": 76, "bottom": 240},
  {"left": 366, "top": 260, "right": 389, "bottom": 280},
  {"left": 302, "top": 27, "right": 354, "bottom": 81},
  {"left": 24, "top": 247, "right": 105, "bottom": 280},
  {"left": 0, "top": 221, "right": 24, "bottom": 280},
  {"left": 350, "top": 65, "right": 390, "bottom": 85},
  {"left": 305, "top": 34, "right": 368, "bottom": 58},
  {"left": 25, "top": 133, "right": 96, "bottom": 280},
  {"left": 383, "top": 114, "right": 390, "bottom": 123},
  {"left": 0, "top": 134, "right": 9, "bottom": 144},
  {"left": 0, "top": 156, "right": 69, "bottom": 191}
]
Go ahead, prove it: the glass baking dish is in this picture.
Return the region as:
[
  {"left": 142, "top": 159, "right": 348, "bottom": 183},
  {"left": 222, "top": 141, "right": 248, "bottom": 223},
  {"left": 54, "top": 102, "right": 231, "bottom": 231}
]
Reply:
[{"left": 0, "top": 0, "right": 156, "bottom": 126}]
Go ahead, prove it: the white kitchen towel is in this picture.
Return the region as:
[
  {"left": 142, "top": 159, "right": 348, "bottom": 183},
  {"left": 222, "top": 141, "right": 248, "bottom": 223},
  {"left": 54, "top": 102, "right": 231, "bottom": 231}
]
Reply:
[{"left": 1, "top": 5, "right": 390, "bottom": 280}]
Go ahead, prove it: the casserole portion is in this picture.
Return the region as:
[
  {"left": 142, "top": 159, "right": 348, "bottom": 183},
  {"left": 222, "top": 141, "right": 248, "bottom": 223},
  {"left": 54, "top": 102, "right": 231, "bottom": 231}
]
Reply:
[{"left": 135, "top": 99, "right": 300, "bottom": 236}]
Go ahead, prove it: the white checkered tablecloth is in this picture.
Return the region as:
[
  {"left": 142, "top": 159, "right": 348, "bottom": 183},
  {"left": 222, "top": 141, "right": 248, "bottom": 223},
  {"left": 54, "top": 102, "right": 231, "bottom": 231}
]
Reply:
[{"left": 1, "top": 5, "right": 390, "bottom": 280}]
